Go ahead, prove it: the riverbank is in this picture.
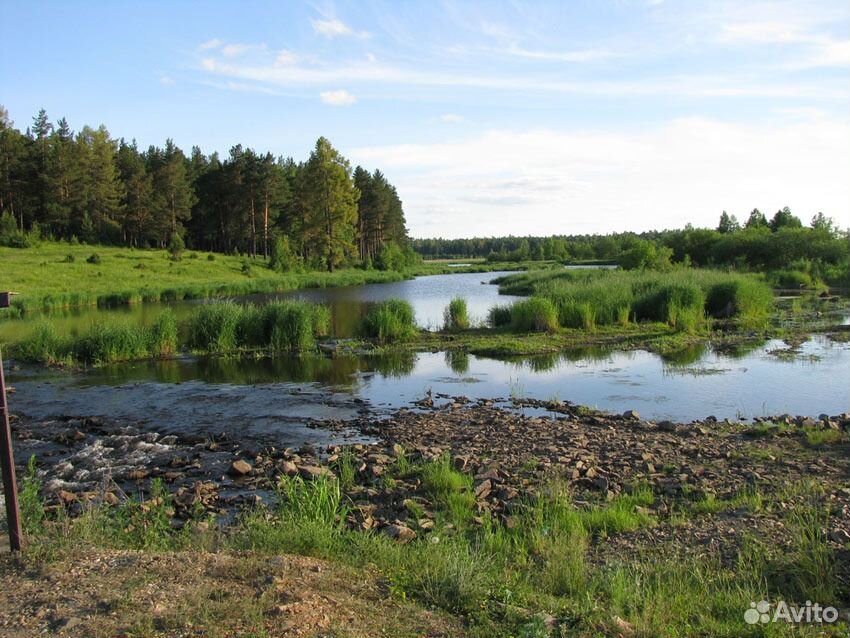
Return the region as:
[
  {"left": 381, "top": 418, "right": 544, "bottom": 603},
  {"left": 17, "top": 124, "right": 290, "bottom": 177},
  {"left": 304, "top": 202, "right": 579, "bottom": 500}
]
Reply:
[
  {"left": 0, "top": 242, "right": 537, "bottom": 316},
  {"left": 6, "top": 399, "right": 849, "bottom": 637}
]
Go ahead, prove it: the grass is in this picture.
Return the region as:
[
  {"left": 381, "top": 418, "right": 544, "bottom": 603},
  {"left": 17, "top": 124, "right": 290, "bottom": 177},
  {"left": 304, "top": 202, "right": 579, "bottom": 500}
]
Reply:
[
  {"left": 495, "top": 268, "right": 774, "bottom": 332},
  {"left": 444, "top": 297, "right": 470, "bottom": 331},
  {"left": 358, "top": 299, "right": 418, "bottom": 343},
  {"left": 13, "top": 301, "right": 332, "bottom": 364},
  {"left": 20, "top": 458, "right": 847, "bottom": 638},
  {"left": 509, "top": 297, "right": 559, "bottom": 333},
  {"left": 0, "top": 241, "right": 411, "bottom": 315}
]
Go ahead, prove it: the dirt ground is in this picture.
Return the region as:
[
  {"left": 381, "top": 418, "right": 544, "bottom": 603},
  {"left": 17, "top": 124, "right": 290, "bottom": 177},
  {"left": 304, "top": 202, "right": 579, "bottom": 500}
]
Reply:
[{"left": 0, "top": 549, "right": 463, "bottom": 638}]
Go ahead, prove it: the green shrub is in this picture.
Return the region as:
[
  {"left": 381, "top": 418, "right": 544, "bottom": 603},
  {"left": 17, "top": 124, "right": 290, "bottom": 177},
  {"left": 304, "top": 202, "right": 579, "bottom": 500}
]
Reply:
[
  {"left": 443, "top": 297, "right": 469, "bottom": 331},
  {"left": 86, "top": 253, "right": 101, "bottom": 264},
  {"left": 510, "top": 297, "right": 559, "bottom": 332},
  {"left": 167, "top": 232, "right": 185, "bottom": 260},
  {"left": 359, "top": 299, "right": 417, "bottom": 343}
]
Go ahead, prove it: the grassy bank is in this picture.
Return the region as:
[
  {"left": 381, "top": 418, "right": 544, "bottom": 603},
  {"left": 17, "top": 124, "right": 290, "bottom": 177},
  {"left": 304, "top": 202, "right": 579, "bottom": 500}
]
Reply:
[
  {"left": 18, "top": 453, "right": 846, "bottom": 637},
  {"left": 13, "top": 301, "right": 331, "bottom": 365},
  {"left": 0, "top": 242, "right": 538, "bottom": 317},
  {"left": 0, "top": 242, "right": 414, "bottom": 315}
]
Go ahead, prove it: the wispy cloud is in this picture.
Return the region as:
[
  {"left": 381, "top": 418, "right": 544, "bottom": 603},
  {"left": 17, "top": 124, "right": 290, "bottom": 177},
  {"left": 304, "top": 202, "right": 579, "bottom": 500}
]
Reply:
[
  {"left": 440, "top": 113, "right": 464, "bottom": 123},
  {"left": 159, "top": 75, "right": 175, "bottom": 86},
  {"left": 195, "top": 51, "right": 845, "bottom": 100},
  {"left": 319, "top": 89, "right": 356, "bottom": 105},
  {"left": 503, "top": 44, "right": 617, "bottom": 63},
  {"left": 311, "top": 17, "right": 369, "bottom": 39}
]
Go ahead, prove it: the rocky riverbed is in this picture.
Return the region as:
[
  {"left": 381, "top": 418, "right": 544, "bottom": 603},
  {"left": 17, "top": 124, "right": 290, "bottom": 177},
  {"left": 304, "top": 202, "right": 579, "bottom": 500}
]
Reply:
[{"left": 8, "top": 395, "right": 850, "bottom": 594}]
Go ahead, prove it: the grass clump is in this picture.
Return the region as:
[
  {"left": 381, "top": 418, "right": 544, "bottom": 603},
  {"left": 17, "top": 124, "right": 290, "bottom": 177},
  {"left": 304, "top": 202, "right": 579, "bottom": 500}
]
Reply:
[
  {"left": 487, "top": 304, "right": 512, "bottom": 328},
  {"left": 187, "top": 302, "right": 243, "bottom": 353},
  {"left": 509, "top": 296, "right": 559, "bottom": 333},
  {"left": 443, "top": 297, "right": 469, "bottom": 331},
  {"left": 359, "top": 299, "right": 417, "bottom": 343}
]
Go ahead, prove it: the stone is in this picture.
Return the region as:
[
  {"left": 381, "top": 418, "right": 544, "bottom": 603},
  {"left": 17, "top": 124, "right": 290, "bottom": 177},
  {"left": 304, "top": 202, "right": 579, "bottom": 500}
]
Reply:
[
  {"left": 474, "top": 479, "right": 492, "bottom": 499},
  {"left": 278, "top": 460, "right": 298, "bottom": 477},
  {"left": 623, "top": 410, "right": 640, "bottom": 420},
  {"left": 56, "top": 490, "right": 77, "bottom": 504},
  {"left": 829, "top": 529, "right": 850, "bottom": 544},
  {"left": 298, "top": 464, "right": 334, "bottom": 480},
  {"left": 391, "top": 443, "right": 405, "bottom": 458},
  {"left": 383, "top": 524, "right": 417, "bottom": 543},
  {"left": 229, "top": 460, "right": 253, "bottom": 476}
]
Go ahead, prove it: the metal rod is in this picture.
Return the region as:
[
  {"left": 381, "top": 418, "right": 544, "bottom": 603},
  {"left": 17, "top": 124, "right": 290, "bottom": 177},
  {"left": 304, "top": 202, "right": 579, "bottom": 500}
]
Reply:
[{"left": 0, "top": 349, "right": 23, "bottom": 552}]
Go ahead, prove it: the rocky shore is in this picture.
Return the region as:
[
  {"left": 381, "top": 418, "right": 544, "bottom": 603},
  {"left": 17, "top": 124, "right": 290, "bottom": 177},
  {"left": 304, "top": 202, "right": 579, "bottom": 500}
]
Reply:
[{"left": 9, "top": 396, "right": 849, "bottom": 582}]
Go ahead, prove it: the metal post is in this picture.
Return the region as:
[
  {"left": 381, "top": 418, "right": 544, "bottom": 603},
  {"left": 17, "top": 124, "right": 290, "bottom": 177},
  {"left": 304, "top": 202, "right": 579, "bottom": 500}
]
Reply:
[{"left": 0, "top": 349, "right": 22, "bottom": 552}]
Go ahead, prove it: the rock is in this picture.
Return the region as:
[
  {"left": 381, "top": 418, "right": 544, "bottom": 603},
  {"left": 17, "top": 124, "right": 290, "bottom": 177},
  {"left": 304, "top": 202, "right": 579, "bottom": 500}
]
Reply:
[
  {"left": 623, "top": 410, "right": 640, "bottom": 420},
  {"left": 474, "top": 479, "right": 492, "bottom": 499},
  {"left": 229, "top": 459, "right": 253, "bottom": 476},
  {"left": 127, "top": 469, "right": 148, "bottom": 481},
  {"left": 102, "top": 492, "right": 119, "bottom": 506},
  {"left": 391, "top": 443, "right": 405, "bottom": 458},
  {"left": 56, "top": 490, "right": 77, "bottom": 504},
  {"left": 829, "top": 529, "right": 850, "bottom": 544},
  {"left": 657, "top": 421, "right": 677, "bottom": 432},
  {"left": 278, "top": 460, "right": 299, "bottom": 477},
  {"left": 383, "top": 524, "right": 417, "bottom": 543},
  {"left": 298, "top": 464, "right": 334, "bottom": 480}
]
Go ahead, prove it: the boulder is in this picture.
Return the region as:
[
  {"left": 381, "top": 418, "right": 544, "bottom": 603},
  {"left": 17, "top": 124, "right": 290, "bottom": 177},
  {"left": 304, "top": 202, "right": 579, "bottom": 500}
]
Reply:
[{"left": 229, "top": 460, "right": 253, "bottom": 476}]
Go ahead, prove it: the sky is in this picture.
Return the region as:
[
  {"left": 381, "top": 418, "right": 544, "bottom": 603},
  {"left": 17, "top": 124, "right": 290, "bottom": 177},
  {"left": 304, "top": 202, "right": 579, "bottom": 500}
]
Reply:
[{"left": 1, "top": 1, "right": 848, "bottom": 239}]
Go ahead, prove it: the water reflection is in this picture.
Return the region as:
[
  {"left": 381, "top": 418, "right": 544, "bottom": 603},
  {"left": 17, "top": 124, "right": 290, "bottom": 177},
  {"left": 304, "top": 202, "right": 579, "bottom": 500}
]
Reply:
[{"left": 10, "top": 335, "right": 849, "bottom": 424}]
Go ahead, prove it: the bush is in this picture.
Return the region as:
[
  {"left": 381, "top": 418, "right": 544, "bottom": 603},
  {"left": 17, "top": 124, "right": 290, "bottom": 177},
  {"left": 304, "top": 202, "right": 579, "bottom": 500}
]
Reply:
[
  {"left": 269, "top": 235, "right": 299, "bottom": 273},
  {"left": 167, "top": 232, "right": 185, "bottom": 260},
  {"left": 207, "top": 253, "right": 215, "bottom": 261},
  {"left": 510, "top": 297, "right": 559, "bottom": 333},
  {"left": 86, "top": 253, "right": 101, "bottom": 264},
  {"left": 359, "top": 299, "right": 417, "bottom": 343},
  {"left": 443, "top": 297, "right": 469, "bottom": 331},
  {"left": 62, "top": 254, "right": 75, "bottom": 263}
]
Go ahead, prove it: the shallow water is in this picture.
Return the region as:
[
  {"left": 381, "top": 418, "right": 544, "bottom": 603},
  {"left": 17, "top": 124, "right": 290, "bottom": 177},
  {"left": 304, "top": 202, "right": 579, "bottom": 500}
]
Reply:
[
  {"left": 0, "top": 271, "right": 522, "bottom": 341},
  {"left": 6, "top": 336, "right": 848, "bottom": 450}
]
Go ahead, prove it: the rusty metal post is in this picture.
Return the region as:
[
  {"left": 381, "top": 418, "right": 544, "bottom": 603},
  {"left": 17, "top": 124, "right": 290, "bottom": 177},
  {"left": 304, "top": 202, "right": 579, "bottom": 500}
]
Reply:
[{"left": 0, "top": 349, "right": 23, "bottom": 551}]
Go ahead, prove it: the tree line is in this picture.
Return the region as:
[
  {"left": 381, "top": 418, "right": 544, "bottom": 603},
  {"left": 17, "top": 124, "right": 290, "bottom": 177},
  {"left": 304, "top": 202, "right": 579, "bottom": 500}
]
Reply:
[
  {"left": 0, "top": 107, "right": 410, "bottom": 271},
  {"left": 412, "top": 209, "right": 848, "bottom": 281}
]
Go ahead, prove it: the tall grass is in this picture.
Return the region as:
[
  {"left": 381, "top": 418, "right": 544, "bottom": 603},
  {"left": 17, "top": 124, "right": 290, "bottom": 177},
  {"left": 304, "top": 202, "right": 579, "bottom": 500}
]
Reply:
[
  {"left": 497, "top": 268, "right": 772, "bottom": 332},
  {"left": 443, "top": 297, "right": 470, "bottom": 331},
  {"left": 509, "top": 297, "right": 559, "bottom": 333},
  {"left": 358, "top": 299, "right": 417, "bottom": 343},
  {"left": 14, "top": 300, "right": 330, "bottom": 364}
]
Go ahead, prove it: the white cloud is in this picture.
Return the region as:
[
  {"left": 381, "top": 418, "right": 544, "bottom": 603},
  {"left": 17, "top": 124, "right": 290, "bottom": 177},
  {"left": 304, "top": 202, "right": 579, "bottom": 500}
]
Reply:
[
  {"left": 198, "top": 38, "right": 223, "bottom": 50},
  {"left": 351, "top": 116, "right": 850, "bottom": 238},
  {"left": 311, "top": 17, "right": 369, "bottom": 39},
  {"left": 196, "top": 53, "right": 845, "bottom": 100},
  {"left": 319, "top": 89, "right": 356, "bottom": 105},
  {"left": 159, "top": 75, "right": 175, "bottom": 86},
  {"left": 440, "top": 113, "right": 464, "bottom": 123},
  {"left": 274, "top": 49, "right": 298, "bottom": 66},
  {"left": 221, "top": 43, "right": 266, "bottom": 58},
  {"left": 504, "top": 44, "right": 616, "bottom": 63}
]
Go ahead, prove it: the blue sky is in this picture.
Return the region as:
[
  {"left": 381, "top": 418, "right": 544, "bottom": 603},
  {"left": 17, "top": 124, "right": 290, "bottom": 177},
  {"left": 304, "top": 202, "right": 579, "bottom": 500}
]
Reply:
[{"left": 1, "top": 0, "right": 848, "bottom": 238}]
